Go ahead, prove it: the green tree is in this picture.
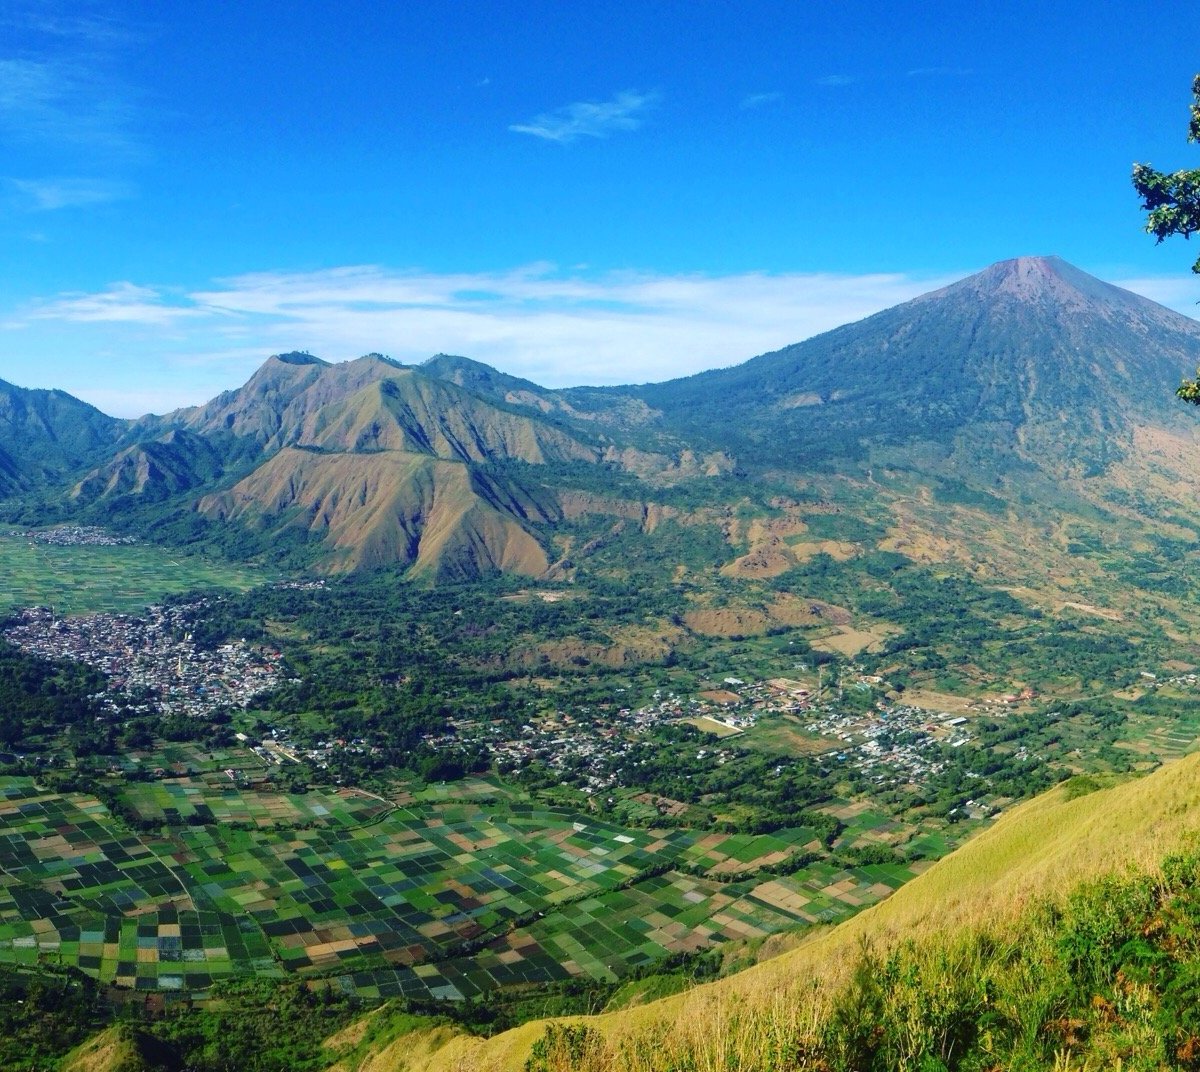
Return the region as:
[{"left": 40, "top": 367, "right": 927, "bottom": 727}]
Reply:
[{"left": 1133, "top": 73, "right": 1200, "bottom": 402}]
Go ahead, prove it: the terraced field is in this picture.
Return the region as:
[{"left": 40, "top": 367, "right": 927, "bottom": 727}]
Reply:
[{"left": 0, "top": 776, "right": 949, "bottom": 1001}]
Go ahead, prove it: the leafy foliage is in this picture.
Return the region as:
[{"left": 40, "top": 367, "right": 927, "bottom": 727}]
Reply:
[
  {"left": 0, "top": 967, "right": 108, "bottom": 1070},
  {"left": 0, "top": 639, "right": 108, "bottom": 753},
  {"left": 1133, "top": 73, "right": 1200, "bottom": 402}
]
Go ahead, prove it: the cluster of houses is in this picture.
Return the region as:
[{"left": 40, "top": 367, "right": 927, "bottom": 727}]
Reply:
[
  {"left": 1, "top": 573, "right": 1009, "bottom": 807},
  {"left": 11, "top": 525, "right": 137, "bottom": 547},
  {"left": 3, "top": 603, "right": 281, "bottom": 719},
  {"left": 805, "top": 704, "right": 974, "bottom": 785},
  {"left": 1140, "top": 669, "right": 1200, "bottom": 691},
  {"left": 411, "top": 664, "right": 997, "bottom": 800},
  {"left": 234, "top": 728, "right": 379, "bottom": 772}
]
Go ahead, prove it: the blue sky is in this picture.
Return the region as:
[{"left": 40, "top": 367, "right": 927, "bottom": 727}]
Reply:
[{"left": 2, "top": 0, "right": 1200, "bottom": 415}]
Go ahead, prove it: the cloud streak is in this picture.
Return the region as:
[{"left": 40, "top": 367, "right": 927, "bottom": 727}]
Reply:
[
  {"left": 27, "top": 281, "right": 203, "bottom": 325},
  {"left": 7, "top": 263, "right": 963, "bottom": 413},
  {"left": 3, "top": 6, "right": 134, "bottom": 46},
  {"left": 0, "top": 5, "right": 143, "bottom": 219},
  {"left": 10, "top": 176, "right": 132, "bottom": 209},
  {"left": 0, "top": 56, "right": 136, "bottom": 153},
  {"left": 741, "top": 91, "right": 783, "bottom": 109},
  {"left": 509, "top": 90, "right": 658, "bottom": 143},
  {"left": 8, "top": 263, "right": 1200, "bottom": 417}
]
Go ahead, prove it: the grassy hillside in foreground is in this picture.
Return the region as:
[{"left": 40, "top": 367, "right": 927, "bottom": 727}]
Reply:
[{"left": 402, "top": 753, "right": 1200, "bottom": 1071}]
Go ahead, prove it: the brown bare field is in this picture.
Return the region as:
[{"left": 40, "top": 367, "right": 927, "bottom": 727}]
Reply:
[
  {"left": 899, "top": 689, "right": 978, "bottom": 715},
  {"left": 684, "top": 716, "right": 744, "bottom": 738},
  {"left": 811, "top": 625, "right": 898, "bottom": 656},
  {"left": 1057, "top": 600, "right": 1123, "bottom": 621},
  {"left": 741, "top": 719, "right": 838, "bottom": 757},
  {"left": 683, "top": 607, "right": 770, "bottom": 637}
]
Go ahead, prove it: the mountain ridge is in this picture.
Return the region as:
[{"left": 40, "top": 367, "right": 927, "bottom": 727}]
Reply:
[{"left": 8, "top": 255, "right": 1200, "bottom": 578}]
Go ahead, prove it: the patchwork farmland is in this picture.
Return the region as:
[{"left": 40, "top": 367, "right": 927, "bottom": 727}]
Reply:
[
  {"left": 0, "top": 529, "right": 265, "bottom": 615},
  {"left": 0, "top": 775, "right": 940, "bottom": 1001}
]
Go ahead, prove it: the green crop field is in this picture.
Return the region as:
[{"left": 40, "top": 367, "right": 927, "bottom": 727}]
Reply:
[
  {"left": 0, "top": 775, "right": 965, "bottom": 1001},
  {"left": 0, "top": 530, "right": 267, "bottom": 615},
  {"left": 119, "top": 779, "right": 390, "bottom": 827}
]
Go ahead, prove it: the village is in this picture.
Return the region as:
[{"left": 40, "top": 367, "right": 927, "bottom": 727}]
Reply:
[
  {"left": 408, "top": 669, "right": 988, "bottom": 800},
  {"left": 0, "top": 594, "right": 998, "bottom": 808},
  {"left": 2, "top": 602, "right": 282, "bottom": 719},
  {"left": 9, "top": 525, "right": 138, "bottom": 547}
]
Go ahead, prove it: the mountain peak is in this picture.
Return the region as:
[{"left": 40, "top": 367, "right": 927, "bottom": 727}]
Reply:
[
  {"left": 982, "top": 254, "right": 1069, "bottom": 289},
  {"left": 349, "top": 353, "right": 406, "bottom": 370},
  {"left": 422, "top": 353, "right": 491, "bottom": 373},
  {"left": 928, "top": 255, "right": 1148, "bottom": 312},
  {"left": 267, "top": 351, "right": 328, "bottom": 367},
  {"left": 635, "top": 253, "right": 1200, "bottom": 476}
]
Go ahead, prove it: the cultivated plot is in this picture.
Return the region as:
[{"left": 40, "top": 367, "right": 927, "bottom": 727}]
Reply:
[
  {"left": 0, "top": 531, "right": 265, "bottom": 615},
  {"left": 0, "top": 777, "right": 940, "bottom": 1000}
]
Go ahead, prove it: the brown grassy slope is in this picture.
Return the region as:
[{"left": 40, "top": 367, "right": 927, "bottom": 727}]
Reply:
[
  {"left": 292, "top": 375, "right": 597, "bottom": 464},
  {"left": 59, "top": 1026, "right": 151, "bottom": 1072},
  {"left": 170, "top": 355, "right": 598, "bottom": 466},
  {"left": 199, "top": 448, "right": 554, "bottom": 577},
  {"left": 72, "top": 429, "right": 224, "bottom": 503},
  {"left": 325, "top": 1022, "right": 463, "bottom": 1072},
  {"left": 398, "top": 753, "right": 1200, "bottom": 1071},
  {"left": 164, "top": 351, "right": 331, "bottom": 443}
]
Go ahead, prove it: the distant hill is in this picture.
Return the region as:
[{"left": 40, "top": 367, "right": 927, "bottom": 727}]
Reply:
[
  {"left": 64, "top": 353, "right": 605, "bottom": 577},
  {"left": 71, "top": 428, "right": 226, "bottom": 504},
  {"left": 0, "top": 379, "right": 125, "bottom": 493},
  {"left": 59, "top": 1024, "right": 171, "bottom": 1072},
  {"left": 199, "top": 447, "right": 559, "bottom": 577}
]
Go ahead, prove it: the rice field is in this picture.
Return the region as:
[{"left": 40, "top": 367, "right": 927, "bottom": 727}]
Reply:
[{"left": 0, "top": 776, "right": 927, "bottom": 1000}]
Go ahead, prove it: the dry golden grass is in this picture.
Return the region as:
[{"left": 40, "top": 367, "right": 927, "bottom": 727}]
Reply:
[
  {"left": 200, "top": 448, "right": 551, "bottom": 576},
  {"left": 60, "top": 1026, "right": 146, "bottom": 1072},
  {"left": 400, "top": 753, "right": 1200, "bottom": 1072},
  {"left": 682, "top": 607, "right": 770, "bottom": 637},
  {"left": 811, "top": 625, "right": 897, "bottom": 656},
  {"left": 896, "top": 689, "right": 978, "bottom": 715},
  {"left": 327, "top": 1024, "right": 463, "bottom": 1072},
  {"left": 684, "top": 716, "right": 744, "bottom": 738}
]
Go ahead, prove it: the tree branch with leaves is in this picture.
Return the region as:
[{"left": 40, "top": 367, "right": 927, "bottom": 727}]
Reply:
[{"left": 1133, "top": 74, "right": 1200, "bottom": 402}]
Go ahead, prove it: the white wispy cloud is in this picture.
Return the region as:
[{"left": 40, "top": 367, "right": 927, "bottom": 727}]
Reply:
[
  {"left": 1111, "top": 275, "right": 1200, "bottom": 310},
  {"left": 907, "top": 67, "right": 972, "bottom": 77},
  {"left": 0, "top": 56, "right": 135, "bottom": 153},
  {"left": 509, "top": 90, "right": 658, "bottom": 143},
  {"left": 741, "top": 91, "right": 783, "bottom": 109},
  {"left": 27, "top": 282, "right": 204, "bottom": 326},
  {"left": 10, "top": 176, "right": 132, "bottom": 209},
  {"left": 815, "top": 74, "right": 855, "bottom": 87},
  {"left": 6, "top": 264, "right": 963, "bottom": 414},
  {"left": 9, "top": 263, "right": 1200, "bottom": 418},
  {"left": 4, "top": 7, "right": 133, "bottom": 46},
  {"left": 0, "top": 5, "right": 143, "bottom": 217}
]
